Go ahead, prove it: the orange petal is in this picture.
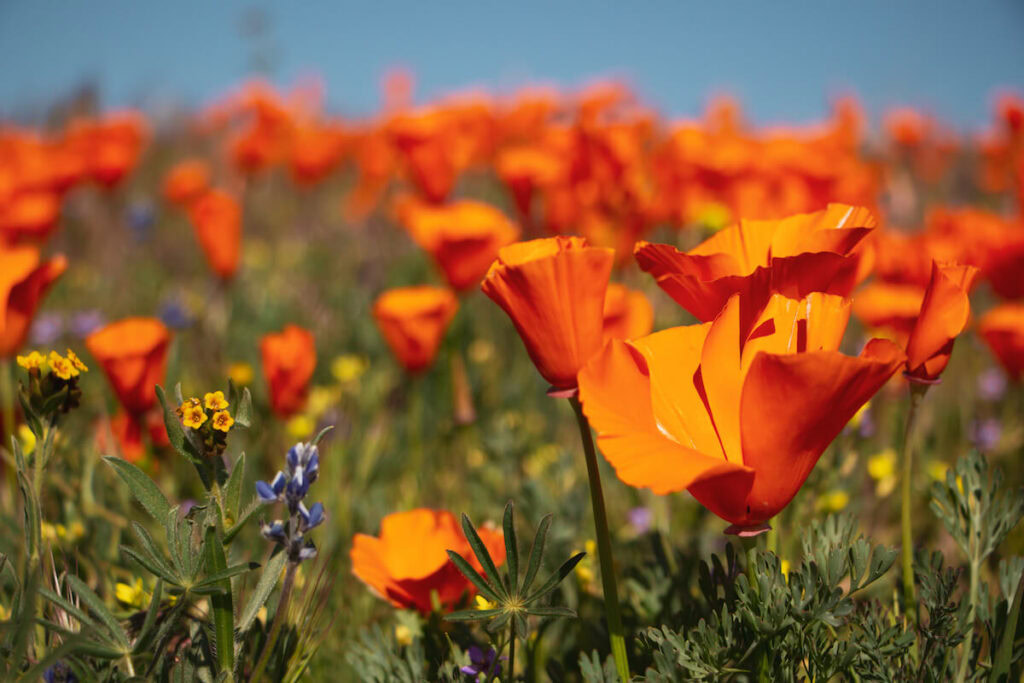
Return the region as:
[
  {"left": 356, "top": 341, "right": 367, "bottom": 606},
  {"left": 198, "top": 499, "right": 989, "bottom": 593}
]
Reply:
[{"left": 905, "top": 262, "right": 979, "bottom": 380}]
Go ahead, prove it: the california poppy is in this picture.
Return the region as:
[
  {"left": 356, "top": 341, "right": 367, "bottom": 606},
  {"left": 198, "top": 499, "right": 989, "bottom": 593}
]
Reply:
[
  {"left": 577, "top": 291, "right": 904, "bottom": 533},
  {"left": 350, "top": 508, "right": 504, "bottom": 614},
  {"left": 979, "top": 303, "right": 1024, "bottom": 381},
  {"left": 260, "top": 324, "right": 316, "bottom": 418},
  {"left": 372, "top": 286, "right": 458, "bottom": 373},
  {"left": 850, "top": 282, "right": 927, "bottom": 343},
  {"left": 635, "top": 204, "right": 875, "bottom": 322},
  {"left": 162, "top": 159, "right": 211, "bottom": 206},
  {"left": 0, "top": 191, "right": 62, "bottom": 244},
  {"left": 187, "top": 188, "right": 242, "bottom": 280},
  {"left": 904, "top": 261, "right": 978, "bottom": 383},
  {"left": 85, "top": 317, "right": 171, "bottom": 416},
  {"left": 602, "top": 283, "right": 654, "bottom": 342},
  {"left": 481, "top": 236, "right": 614, "bottom": 391},
  {"left": 401, "top": 200, "right": 521, "bottom": 291},
  {"left": 0, "top": 246, "right": 67, "bottom": 357}
]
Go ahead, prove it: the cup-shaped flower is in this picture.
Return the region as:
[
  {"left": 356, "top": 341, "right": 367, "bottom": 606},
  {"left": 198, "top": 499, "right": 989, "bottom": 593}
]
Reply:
[
  {"left": 162, "top": 159, "right": 211, "bottom": 206},
  {"left": 259, "top": 324, "right": 315, "bottom": 418},
  {"left": 850, "top": 281, "right": 927, "bottom": 344},
  {"left": 634, "top": 204, "right": 875, "bottom": 322},
  {"left": 85, "top": 317, "right": 170, "bottom": 415},
  {"left": 401, "top": 200, "right": 521, "bottom": 291},
  {"left": 979, "top": 303, "right": 1024, "bottom": 381},
  {"left": 187, "top": 188, "right": 242, "bottom": 280},
  {"left": 904, "top": 261, "right": 979, "bottom": 383},
  {"left": 602, "top": 283, "right": 654, "bottom": 343},
  {"left": 577, "top": 291, "right": 905, "bottom": 533},
  {"left": 350, "top": 508, "right": 504, "bottom": 615},
  {"left": 0, "top": 246, "right": 67, "bottom": 357},
  {"left": 481, "top": 236, "right": 614, "bottom": 391},
  {"left": 373, "top": 286, "right": 458, "bottom": 373}
]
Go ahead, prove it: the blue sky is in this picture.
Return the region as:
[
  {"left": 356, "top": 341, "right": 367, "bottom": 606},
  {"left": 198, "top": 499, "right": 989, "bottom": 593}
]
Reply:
[{"left": 1, "top": 1, "right": 1022, "bottom": 128}]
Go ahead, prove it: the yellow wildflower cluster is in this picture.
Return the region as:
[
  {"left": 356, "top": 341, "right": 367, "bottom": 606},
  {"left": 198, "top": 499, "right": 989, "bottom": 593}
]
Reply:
[
  {"left": 41, "top": 520, "right": 86, "bottom": 545},
  {"left": 115, "top": 577, "right": 178, "bottom": 610},
  {"left": 179, "top": 391, "right": 234, "bottom": 432},
  {"left": 16, "top": 349, "right": 88, "bottom": 379},
  {"left": 867, "top": 448, "right": 898, "bottom": 497}
]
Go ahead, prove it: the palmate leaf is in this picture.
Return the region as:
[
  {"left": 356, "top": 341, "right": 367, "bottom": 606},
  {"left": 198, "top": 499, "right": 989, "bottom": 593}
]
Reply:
[
  {"left": 445, "top": 550, "right": 502, "bottom": 604},
  {"left": 460, "top": 513, "right": 507, "bottom": 600},
  {"left": 525, "top": 552, "right": 586, "bottom": 604},
  {"left": 502, "top": 501, "right": 519, "bottom": 593},
  {"left": 132, "top": 579, "right": 164, "bottom": 653},
  {"left": 521, "top": 513, "right": 552, "bottom": 597},
  {"left": 445, "top": 608, "right": 503, "bottom": 622},
  {"left": 65, "top": 575, "right": 130, "bottom": 649}
]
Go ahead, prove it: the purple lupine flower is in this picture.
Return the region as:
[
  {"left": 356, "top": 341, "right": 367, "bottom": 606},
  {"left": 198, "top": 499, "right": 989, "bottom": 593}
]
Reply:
[
  {"left": 978, "top": 368, "right": 1008, "bottom": 403},
  {"left": 461, "top": 646, "right": 501, "bottom": 678},
  {"left": 159, "top": 299, "right": 192, "bottom": 330},
  {"left": 126, "top": 201, "right": 155, "bottom": 241},
  {"left": 30, "top": 313, "right": 64, "bottom": 346},
  {"left": 628, "top": 506, "right": 653, "bottom": 535},
  {"left": 972, "top": 418, "right": 1002, "bottom": 452},
  {"left": 257, "top": 440, "right": 325, "bottom": 562},
  {"left": 70, "top": 310, "right": 105, "bottom": 338}
]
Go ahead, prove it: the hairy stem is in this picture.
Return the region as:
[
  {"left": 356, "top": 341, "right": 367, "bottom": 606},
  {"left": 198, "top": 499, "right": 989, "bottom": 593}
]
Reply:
[{"left": 570, "top": 397, "right": 630, "bottom": 682}]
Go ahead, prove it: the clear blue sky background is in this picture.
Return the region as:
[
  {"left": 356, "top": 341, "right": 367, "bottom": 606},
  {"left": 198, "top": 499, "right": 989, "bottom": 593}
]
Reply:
[{"left": 2, "top": 1, "right": 1023, "bottom": 128}]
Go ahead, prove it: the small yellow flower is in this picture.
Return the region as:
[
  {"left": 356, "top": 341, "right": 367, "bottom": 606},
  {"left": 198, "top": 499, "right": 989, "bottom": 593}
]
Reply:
[
  {"left": 181, "top": 402, "right": 207, "bottom": 429},
  {"left": 18, "top": 424, "right": 36, "bottom": 456},
  {"left": 848, "top": 402, "right": 870, "bottom": 429},
  {"left": 16, "top": 351, "right": 46, "bottom": 371},
  {"left": 475, "top": 595, "right": 496, "bottom": 611},
  {"left": 257, "top": 606, "right": 268, "bottom": 624},
  {"left": 204, "top": 391, "right": 229, "bottom": 411},
  {"left": 286, "top": 414, "right": 315, "bottom": 439},
  {"left": 395, "top": 624, "right": 413, "bottom": 647},
  {"left": 41, "top": 522, "right": 58, "bottom": 544},
  {"left": 307, "top": 386, "right": 338, "bottom": 417},
  {"left": 818, "top": 489, "right": 850, "bottom": 513},
  {"left": 227, "top": 362, "right": 254, "bottom": 386},
  {"left": 867, "top": 448, "right": 897, "bottom": 480},
  {"left": 66, "top": 349, "right": 88, "bottom": 373},
  {"left": 0, "top": 603, "right": 9, "bottom": 620},
  {"left": 331, "top": 354, "right": 368, "bottom": 384},
  {"left": 780, "top": 559, "right": 791, "bottom": 578},
  {"left": 927, "top": 460, "right": 950, "bottom": 482},
  {"left": 468, "top": 339, "right": 494, "bottom": 365},
  {"left": 66, "top": 520, "right": 85, "bottom": 541},
  {"left": 115, "top": 578, "right": 149, "bottom": 609},
  {"left": 211, "top": 410, "right": 234, "bottom": 432},
  {"left": 48, "top": 352, "right": 77, "bottom": 380}
]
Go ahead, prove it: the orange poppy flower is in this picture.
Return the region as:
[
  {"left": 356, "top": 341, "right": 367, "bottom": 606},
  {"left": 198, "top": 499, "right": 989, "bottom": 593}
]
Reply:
[
  {"left": 260, "top": 324, "right": 316, "bottom": 418},
  {"left": 372, "top": 286, "right": 458, "bottom": 373},
  {"left": 481, "top": 236, "right": 614, "bottom": 391},
  {"left": 850, "top": 282, "right": 926, "bottom": 344},
  {"left": 0, "top": 246, "right": 67, "bottom": 357},
  {"left": 187, "top": 188, "right": 242, "bottom": 280},
  {"left": 85, "top": 317, "right": 170, "bottom": 416},
  {"left": 162, "top": 159, "right": 211, "bottom": 206},
  {"left": 495, "top": 146, "right": 564, "bottom": 223},
  {"left": 904, "top": 262, "right": 979, "bottom": 383},
  {"left": 350, "top": 508, "right": 504, "bottom": 614},
  {"left": 402, "top": 200, "right": 521, "bottom": 291},
  {"left": 0, "top": 191, "right": 62, "bottom": 244},
  {"left": 577, "top": 292, "right": 904, "bottom": 533},
  {"left": 96, "top": 411, "right": 170, "bottom": 464},
  {"left": 979, "top": 303, "right": 1024, "bottom": 381},
  {"left": 635, "top": 204, "right": 875, "bottom": 322},
  {"left": 602, "top": 283, "right": 654, "bottom": 342}
]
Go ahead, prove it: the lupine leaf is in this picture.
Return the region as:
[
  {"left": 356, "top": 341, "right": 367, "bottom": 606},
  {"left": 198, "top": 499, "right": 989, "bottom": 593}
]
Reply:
[
  {"left": 521, "top": 513, "right": 552, "bottom": 598},
  {"left": 103, "top": 456, "right": 172, "bottom": 525},
  {"left": 66, "top": 575, "right": 129, "bottom": 648},
  {"left": 237, "top": 549, "right": 287, "bottom": 635},
  {"left": 445, "top": 550, "right": 501, "bottom": 603},
  {"left": 502, "top": 501, "right": 518, "bottom": 595},
  {"left": 525, "top": 552, "right": 585, "bottom": 603},
  {"left": 459, "top": 513, "right": 506, "bottom": 600}
]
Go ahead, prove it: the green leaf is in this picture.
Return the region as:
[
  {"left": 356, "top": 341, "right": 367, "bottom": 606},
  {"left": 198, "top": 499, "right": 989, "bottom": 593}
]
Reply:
[
  {"left": 132, "top": 579, "right": 163, "bottom": 653},
  {"left": 460, "top": 513, "right": 506, "bottom": 600},
  {"left": 525, "top": 552, "right": 585, "bottom": 603},
  {"left": 237, "top": 550, "right": 287, "bottom": 635},
  {"left": 502, "top": 501, "right": 518, "bottom": 595},
  {"left": 521, "top": 513, "right": 552, "bottom": 598},
  {"left": 130, "top": 522, "right": 179, "bottom": 581},
  {"left": 524, "top": 606, "right": 576, "bottom": 618},
  {"left": 121, "top": 546, "right": 179, "bottom": 586},
  {"left": 193, "top": 562, "right": 259, "bottom": 591},
  {"left": 446, "top": 550, "right": 501, "bottom": 604},
  {"left": 445, "top": 608, "right": 503, "bottom": 622},
  {"left": 203, "top": 526, "right": 235, "bottom": 674},
  {"left": 991, "top": 568, "right": 1024, "bottom": 682},
  {"left": 223, "top": 499, "right": 262, "bottom": 545},
  {"left": 233, "top": 387, "right": 253, "bottom": 428},
  {"left": 103, "top": 456, "right": 172, "bottom": 525},
  {"left": 18, "top": 637, "right": 120, "bottom": 682},
  {"left": 311, "top": 424, "right": 334, "bottom": 447},
  {"left": 223, "top": 452, "right": 246, "bottom": 522},
  {"left": 38, "top": 588, "right": 97, "bottom": 631},
  {"left": 65, "top": 575, "right": 129, "bottom": 649}
]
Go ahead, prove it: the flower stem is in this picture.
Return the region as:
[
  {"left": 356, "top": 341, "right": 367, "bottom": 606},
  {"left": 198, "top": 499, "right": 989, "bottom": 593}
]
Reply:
[
  {"left": 251, "top": 559, "right": 297, "bottom": 683},
  {"left": 570, "top": 397, "right": 630, "bottom": 682},
  {"left": 1, "top": 358, "right": 16, "bottom": 501},
  {"left": 507, "top": 618, "right": 516, "bottom": 683},
  {"left": 900, "top": 383, "right": 927, "bottom": 631},
  {"left": 955, "top": 556, "right": 981, "bottom": 682}
]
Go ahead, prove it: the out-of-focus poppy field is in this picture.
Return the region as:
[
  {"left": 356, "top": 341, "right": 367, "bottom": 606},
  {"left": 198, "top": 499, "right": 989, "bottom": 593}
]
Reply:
[{"left": 2, "top": 5, "right": 1024, "bottom": 682}]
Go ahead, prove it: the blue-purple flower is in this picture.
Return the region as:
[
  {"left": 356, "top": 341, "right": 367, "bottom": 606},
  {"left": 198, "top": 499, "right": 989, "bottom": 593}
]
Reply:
[{"left": 257, "top": 440, "right": 325, "bottom": 562}]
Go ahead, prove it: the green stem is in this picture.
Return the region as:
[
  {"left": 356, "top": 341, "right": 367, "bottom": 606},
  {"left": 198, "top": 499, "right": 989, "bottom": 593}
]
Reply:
[
  {"left": 570, "top": 397, "right": 630, "bottom": 682},
  {"left": 1, "top": 359, "right": 15, "bottom": 502},
  {"left": 507, "top": 618, "right": 516, "bottom": 683},
  {"left": 955, "top": 557, "right": 980, "bottom": 683},
  {"left": 900, "top": 384, "right": 927, "bottom": 632},
  {"left": 252, "top": 559, "right": 297, "bottom": 683}
]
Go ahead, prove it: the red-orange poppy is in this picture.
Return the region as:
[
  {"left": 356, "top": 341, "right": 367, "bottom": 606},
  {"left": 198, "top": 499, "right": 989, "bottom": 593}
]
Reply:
[
  {"left": 635, "top": 204, "right": 875, "bottom": 322},
  {"left": 979, "top": 303, "right": 1024, "bottom": 381},
  {"left": 904, "top": 262, "right": 979, "bottom": 383},
  {"left": 481, "top": 236, "right": 614, "bottom": 391},
  {"left": 401, "top": 200, "right": 521, "bottom": 291},
  {"left": 162, "top": 159, "right": 211, "bottom": 206},
  {"left": 578, "top": 291, "right": 904, "bottom": 533},
  {"left": 187, "top": 188, "right": 242, "bottom": 280},
  {"left": 372, "top": 286, "right": 458, "bottom": 373},
  {"left": 850, "top": 282, "right": 926, "bottom": 344},
  {"left": 0, "top": 191, "right": 62, "bottom": 244},
  {"left": 260, "top": 324, "right": 316, "bottom": 418},
  {"left": 0, "top": 246, "right": 67, "bottom": 357},
  {"left": 350, "top": 508, "right": 504, "bottom": 614},
  {"left": 85, "top": 317, "right": 171, "bottom": 416},
  {"left": 96, "top": 411, "right": 170, "bottom": 464},
  {"left": 602, "top": 283, "right": 654, "bottom": 342}
]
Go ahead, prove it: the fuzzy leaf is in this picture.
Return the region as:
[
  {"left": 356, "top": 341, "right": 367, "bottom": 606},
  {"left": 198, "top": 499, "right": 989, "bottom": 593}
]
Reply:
[
  {"left": 460, "top": 513, "right": 507, "bottom": 600},
  {"left": 103, "top": 456, "right": 172, "bottom": 525},
  {"left": 237, "top": 549, "right": 287, "bottom": 635}
]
